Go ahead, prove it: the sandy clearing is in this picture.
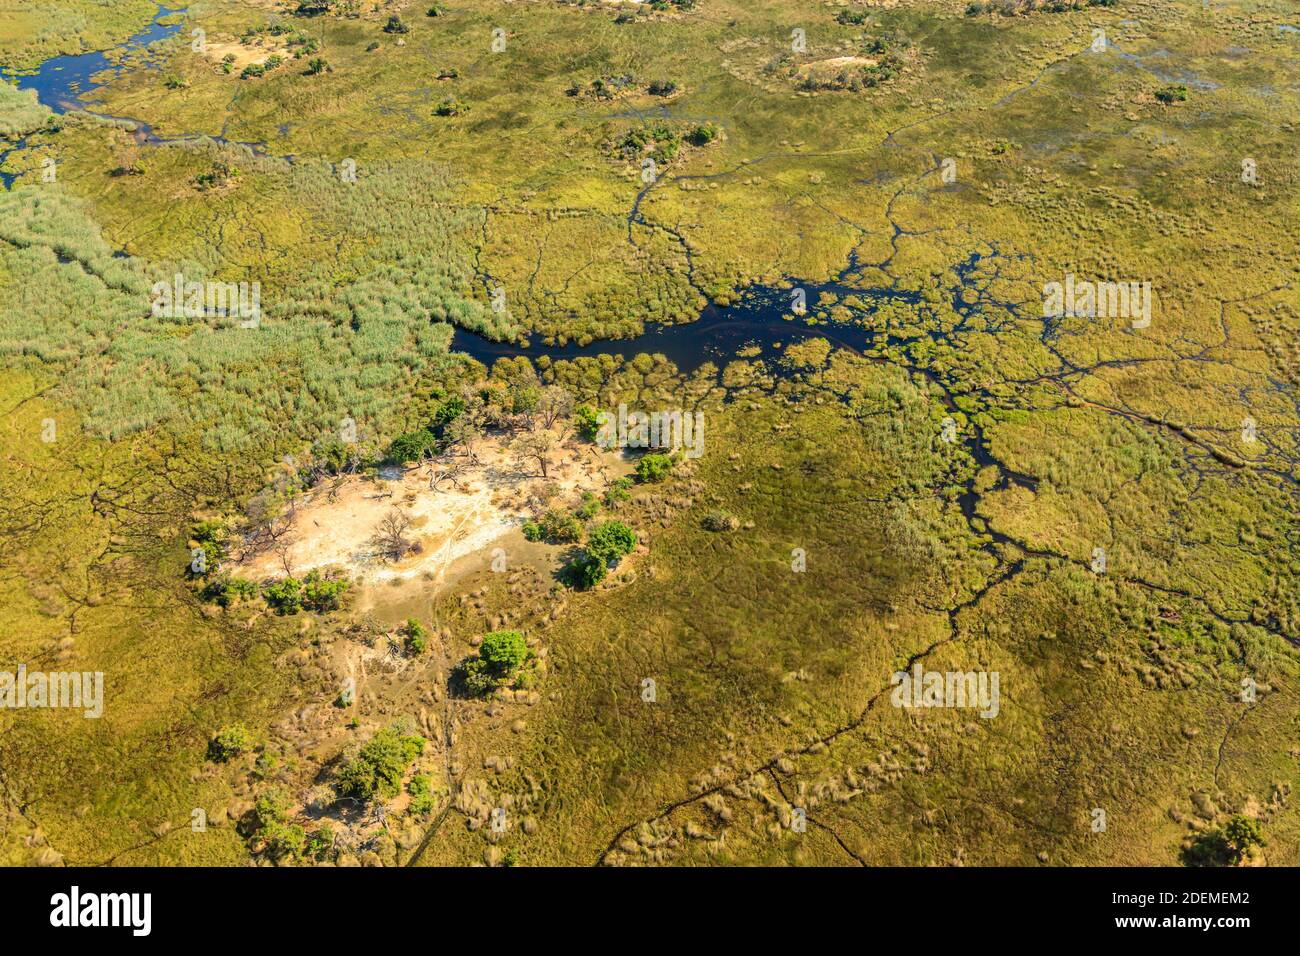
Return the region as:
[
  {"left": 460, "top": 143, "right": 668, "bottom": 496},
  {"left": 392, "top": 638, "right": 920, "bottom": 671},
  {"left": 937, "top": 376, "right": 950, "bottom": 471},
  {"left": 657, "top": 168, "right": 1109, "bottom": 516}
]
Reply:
[
  {"left": 202, "top": 37, "right": 289, "bottom": 71},
  {"left": 231, "top": 429, "right": 627, "bottom": 593},
  {"left": 800, "top": 56, "right": 877, "bottom": 74}
]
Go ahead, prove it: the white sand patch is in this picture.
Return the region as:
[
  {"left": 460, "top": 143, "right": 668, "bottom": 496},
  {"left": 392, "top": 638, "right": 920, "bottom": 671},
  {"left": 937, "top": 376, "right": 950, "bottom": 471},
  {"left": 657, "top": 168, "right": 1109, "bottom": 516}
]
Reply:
[
  {"left": 800, "top": 56, "right": 877, "bottom": 74},
  {"left": 201, "top": 37, "right": 289, "bottom": 71},
  {"left": 231, "top": 428, "right": 625, "bottom": 591}
]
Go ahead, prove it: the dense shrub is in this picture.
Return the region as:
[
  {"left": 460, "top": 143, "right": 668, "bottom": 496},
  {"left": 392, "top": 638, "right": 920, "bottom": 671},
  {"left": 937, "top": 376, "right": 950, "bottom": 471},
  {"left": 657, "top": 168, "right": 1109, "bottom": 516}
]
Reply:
[
  {"left": 586, "top": 520, "right": 637, "bottom": 564},
  {"left": 302, "top": 570, "right": 348, "bottom": 611},
  {"left": 407, "top": 774, "right": 435, "bottom": 815},
  {"left": 263, "top": 577, "right": 302, "bottom": 614},
  {"left": 603, "top": 477, "right": 633, "bottom": 508},
  {"left": 568, "top": 553, "right": 607, "bottom": 589},
  {"left": 208, "top": 724, "right": 252, "bottom": 762},
  {"left": 335, "top": 725, "right": 425, "bottom": 800},
  {"left": 254, "top": 787, "right": 291, "bottom": 829},
  {"left": 702, "top": 510, "right": 740, "bottom": 532},
  {"left": 523, "top": 508, "right": 583, "bottom": 543},
  {"left": 575, "top": 405, "right": 602, "bottom": 441},
  {"left": 459, "top": 630, "right": 535, "bottom": 696},
  {"left": 635, "top": 453, "right": 673, "bottom": 482},
  {"left": 404, "top": 618, "right": 427, "bottom": 655},
  {"left": 686, "top": 123, "right": 719, "bottom": 147}
]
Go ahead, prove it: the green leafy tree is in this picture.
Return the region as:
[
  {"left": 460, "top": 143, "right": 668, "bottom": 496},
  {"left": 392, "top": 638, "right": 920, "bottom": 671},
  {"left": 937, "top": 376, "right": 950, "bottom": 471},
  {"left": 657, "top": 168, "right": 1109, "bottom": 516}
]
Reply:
[
  {"left": 1223, "top": 815, "right": 1265, "bottom": 860},
  {"left": 208, "top": 724, "right": 252, "bottom": 762},
  {"left": 335, "top": 725, "right": 426, "bottom": 801},
  {"left": 408, "top": 774, "right": 435, "bottom": 815},
  {"left": 302, "top": 570, "right": 348, "bottom": 611},
  {"left": 575, "top": 405, "right": 602, "bottom": 441},
  {"left": 404, "top": 618, "right": 427, "bottom": 655},
  {"left": 479, "top": 630, "right": 529, "bottom": 672},
  {"left": 459, "top": 631, "right": 534, "bottom": 696},
  {"left": 254, "top": 787, "right": 292, "bottom": 829},
  {"left": 263, "top": 822, "right": 306, "bottom": 860},
  {"left": 388, "top": 428, "right": 439, "bottom": 464},
  {"left": 569, "top": 553, "right": 607, "bottom": 590},
  {"left": 635, "top": 453, "right": 673, "bottom": 482},
  {"left": 263, "top": 576, "right": 303, "bottom": 614},
  {"left": 1184, "top": 816, "right": 1266, "bottom": 866},
  {"left": 687, "top": 122, "right": 720, "bottom": 146},
  {"left": 1155, "top": 84, "right": 1188, "bottom": 104},
  {"left": 202, "top": 576, "right": 260, "bottom": 607},
  {"left": 586, "top": 520, "right": 636, "bottom": 564},
  {"left": 525, "top": 508, "right": 583, "bottom": 543},
  {"left": 305, "top": 825, "right": 335, "bottom": 861}
]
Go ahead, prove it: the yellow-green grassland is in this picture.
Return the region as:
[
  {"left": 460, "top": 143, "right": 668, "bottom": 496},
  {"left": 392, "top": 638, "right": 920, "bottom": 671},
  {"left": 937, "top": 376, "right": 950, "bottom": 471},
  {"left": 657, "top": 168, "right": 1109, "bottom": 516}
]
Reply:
[{"left": 0, "top": 0, "right": 1296, "bottom": 867}]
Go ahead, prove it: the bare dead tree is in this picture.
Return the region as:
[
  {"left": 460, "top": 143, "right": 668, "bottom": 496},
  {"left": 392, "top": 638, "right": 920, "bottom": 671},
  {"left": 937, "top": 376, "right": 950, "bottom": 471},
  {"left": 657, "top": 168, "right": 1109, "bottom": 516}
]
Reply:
[
  {"left": 513, "top": 431, "right": 555, "bottom": 479},
  {"left": 239, "top": 487, "right": 295, "bottom": 557},
  {"left": 427, "top": 456, "right": 464, "bottom": 491},
  {"left": 445, "top": 413, "right": 484, "bottom": 465},
  {"left": 538, "top": 385, "right": 574, "bottom": 430},
  {"left": 370, "top": 508, "right": 413, "bottom": 562},
  {"left": 274, "top": 542, "right": 294, "bottom": 577}
]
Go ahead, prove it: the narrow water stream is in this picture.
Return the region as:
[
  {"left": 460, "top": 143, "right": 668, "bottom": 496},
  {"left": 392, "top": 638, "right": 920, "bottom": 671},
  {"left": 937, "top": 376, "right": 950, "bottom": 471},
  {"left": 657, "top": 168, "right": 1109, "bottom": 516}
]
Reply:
[{"left": 2, "top": 1, "right": 1038, "bottom": 527}]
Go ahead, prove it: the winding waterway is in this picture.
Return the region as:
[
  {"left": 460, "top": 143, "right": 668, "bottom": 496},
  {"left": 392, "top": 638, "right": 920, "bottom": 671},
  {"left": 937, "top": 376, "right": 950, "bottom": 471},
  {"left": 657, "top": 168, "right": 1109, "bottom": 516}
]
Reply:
[
  {"left": 0, "top": 2, "right": 1032, "bottom": 488},
  {"left": 0, "top": 6, "right": 186, "bottom": 112},
  {"left": 11, "top": 4, "right": 1298, "bottom": 663}
]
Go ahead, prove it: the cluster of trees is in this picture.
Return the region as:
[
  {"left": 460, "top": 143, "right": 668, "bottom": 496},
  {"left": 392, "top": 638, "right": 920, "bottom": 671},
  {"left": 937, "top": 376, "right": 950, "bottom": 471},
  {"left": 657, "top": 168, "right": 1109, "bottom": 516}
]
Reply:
[
  {"left": 614, "top": 121, "right": 721, "bottom": 165},
  {"left": 335, "top": 724, "right": 426, "bottom": 801},
  {"left": 251, "top": 786, "right": 333, "bottom": 862},
  {"left": 262, "top": 570, "right": 349, "bottom": 614},
  {"left": 796, "top": 36, "right": 911, "bottom": 92},
  {"left": 240, "top": 55, "right": 284, "bottom": 80},
  {"left": 457, "top": 630, "right": 536, "bottom": 696},
  {"left": 1183, "top": 816, "right": 1266, "bottom": 867},
  {"left": 237, "top": 722, "right": 432, "bottom": 861},
  {"left": 566, "top": 74, "right": 640, "bottom": 100},
  {"left": 294, "top": 0, "right": 334, "bottom": 15},
  {"left": 388, "top": 374, "right": 577, "bottom": 496},
  {"left": 188, "top": 519, "right": 348, "bottom": 612},
  {"left": 388, "top": 376, "right": 571, "bottom": 465},
  {"left": 566, "top": 519, "right": 637, "bottom": 589},
  {"left": 237, "top": 21, "right": 322, "bottom": 61},
  {"left": 194, "top": 157, "right": 239, "bottom": 189}
]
